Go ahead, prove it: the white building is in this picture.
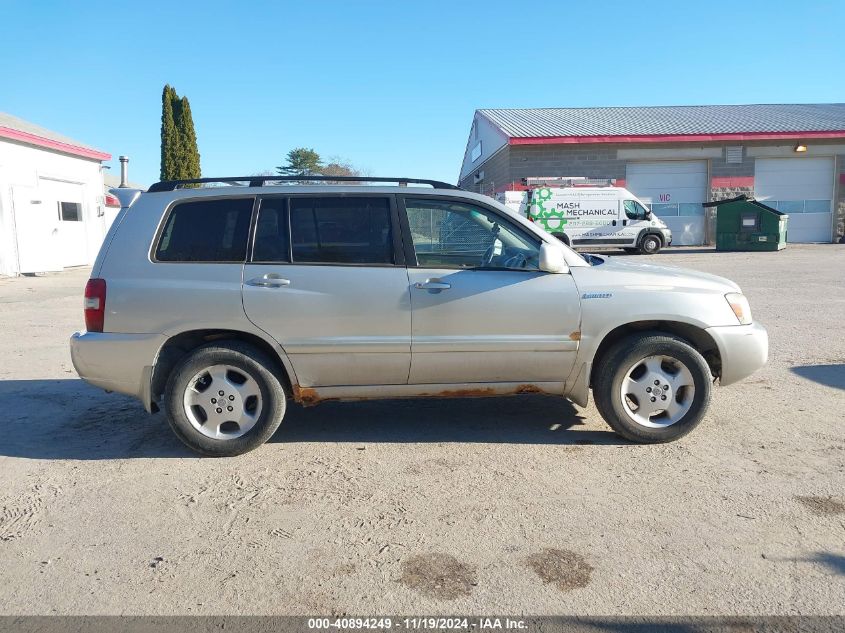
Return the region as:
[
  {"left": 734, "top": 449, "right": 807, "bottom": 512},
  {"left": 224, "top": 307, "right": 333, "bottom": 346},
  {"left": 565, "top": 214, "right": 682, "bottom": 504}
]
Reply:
[{"left": 0, "top": 112, "right": 118, "bottom": 276}]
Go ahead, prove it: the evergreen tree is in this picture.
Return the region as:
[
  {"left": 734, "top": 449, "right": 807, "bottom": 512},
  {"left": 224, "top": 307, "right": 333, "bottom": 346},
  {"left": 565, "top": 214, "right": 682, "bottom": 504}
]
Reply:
[
  {"left": 159, "top": 85, "right": 201, "bottom": 181},
  {"left": 160, "top": 85, "right": 179, "bottom": 180},
  {"left": 276, "top": 148, "right": 322, "bottom": 176},
  {"left": 176, "top": 96, "right": 201, "bottom": 180}
]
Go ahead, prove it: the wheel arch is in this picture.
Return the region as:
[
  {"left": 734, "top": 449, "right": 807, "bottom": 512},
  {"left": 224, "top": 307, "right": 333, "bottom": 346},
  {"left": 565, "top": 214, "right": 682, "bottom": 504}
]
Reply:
[
  {"left": 150, "top": 328, "right": 296, "bottom": 411},
  {"left": 637, "top": 228, "right": 665, "bottom": 248},
  {"left": 589, "top": 320, "right": 722, "bottom": 387}
]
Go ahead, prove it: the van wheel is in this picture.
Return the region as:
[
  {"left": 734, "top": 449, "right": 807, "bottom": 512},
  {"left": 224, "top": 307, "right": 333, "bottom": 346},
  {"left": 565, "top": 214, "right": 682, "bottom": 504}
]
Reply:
[
  {"left": 552, "top": 232, "right": 570, "bottom": 246},
  {"left": 639, "top": 234, "right": 662, "bottom": 254},
  {"left": 593, "top": 333, "right": 712, "bottom": 443},
  {"left": 164, "top": 341, "right": 286, "bottom": 456}
]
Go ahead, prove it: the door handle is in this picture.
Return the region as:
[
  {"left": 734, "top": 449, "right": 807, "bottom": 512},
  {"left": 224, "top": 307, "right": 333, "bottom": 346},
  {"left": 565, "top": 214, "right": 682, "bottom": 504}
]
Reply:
[
  {"left": 246, "top": 273, "right": 291, "bottom": 288},
  {"left": 414, "top": 280, "right": 451, "bottom": 290}
]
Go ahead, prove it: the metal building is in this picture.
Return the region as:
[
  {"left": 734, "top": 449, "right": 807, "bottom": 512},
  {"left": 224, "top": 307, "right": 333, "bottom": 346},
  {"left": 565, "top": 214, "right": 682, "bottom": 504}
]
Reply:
[{"left": 458, "top": 104, "right": 845, "bottom": 245}]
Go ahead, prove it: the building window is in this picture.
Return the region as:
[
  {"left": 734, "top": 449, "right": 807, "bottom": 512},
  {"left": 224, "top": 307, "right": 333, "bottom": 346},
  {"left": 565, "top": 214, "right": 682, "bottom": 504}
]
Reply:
[
  {"left": 767, "top": 199, "right": 831, "bottom": 214},
  {"left": 58, "top": 201, "right": 82, "bottom": 222},
  {"left": 804, "top": 199, "right": 831, "bottom": 213},
  {"left": 471, "top": 141, "right": 482, "bottom": 163}
]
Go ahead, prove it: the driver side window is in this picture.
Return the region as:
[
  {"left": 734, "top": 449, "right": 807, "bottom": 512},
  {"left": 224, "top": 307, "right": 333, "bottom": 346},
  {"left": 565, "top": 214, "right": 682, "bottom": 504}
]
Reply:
[
  {"left": 404, "top": 199, "right": 540, "bottom": 270},
  {"left": 624, "top": 200, "right": 649, "bottom": 220}
]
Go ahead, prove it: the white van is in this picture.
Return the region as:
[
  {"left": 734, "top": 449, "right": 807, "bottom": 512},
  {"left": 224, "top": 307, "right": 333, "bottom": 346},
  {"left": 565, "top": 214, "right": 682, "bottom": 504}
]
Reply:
[
  {"left": 495, "top": 190, "right": 529, "bottom": 217},
  {"left": 498, "top": 187, "right": 672, "bottom": 254}
]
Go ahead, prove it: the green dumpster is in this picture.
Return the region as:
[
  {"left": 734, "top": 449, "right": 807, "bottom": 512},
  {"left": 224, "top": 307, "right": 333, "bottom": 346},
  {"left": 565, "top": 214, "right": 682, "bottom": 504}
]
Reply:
[{"left": 704, "top": 195, "right": 788, "bottom": 252}]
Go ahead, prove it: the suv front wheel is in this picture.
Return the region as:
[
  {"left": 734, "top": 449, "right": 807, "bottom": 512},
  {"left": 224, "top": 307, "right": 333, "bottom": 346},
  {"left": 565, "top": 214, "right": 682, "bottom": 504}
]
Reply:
[
  {"left": 593, "top": 333, "right": 712, "bottom": 443},
  {"left": 164, "top": 341, "right": 287, "bottom": 456}
]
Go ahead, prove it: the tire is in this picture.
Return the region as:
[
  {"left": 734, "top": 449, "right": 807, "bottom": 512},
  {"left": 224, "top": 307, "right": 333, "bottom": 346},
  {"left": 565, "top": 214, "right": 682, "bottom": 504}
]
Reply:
[
  {"left": 552, "top": 232, "right": 570, "bottom": 246},
  {"left": 592, "top": 333, "right": 712, "bottom": 443},
  {"left": 164, "top": 341, "right": 287, "bottom": 456},
  {"left": 639, "top": 233, "right": 662, "bottom": 255}
]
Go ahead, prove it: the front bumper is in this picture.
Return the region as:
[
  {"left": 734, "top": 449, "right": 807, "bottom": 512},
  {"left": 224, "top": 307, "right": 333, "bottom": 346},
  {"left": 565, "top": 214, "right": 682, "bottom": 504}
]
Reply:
[
  {"left": 705, "top": 322, "right": 768, "bottom": 386},
  {"left": 70, "top": 331, "right": 166, "bottom": 411}
]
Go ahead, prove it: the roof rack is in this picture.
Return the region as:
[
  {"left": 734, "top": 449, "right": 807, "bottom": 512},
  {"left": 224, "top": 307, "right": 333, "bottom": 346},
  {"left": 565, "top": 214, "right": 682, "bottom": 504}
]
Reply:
[{"left": 147, "top": 175, "right": 461, "bottom": 193}]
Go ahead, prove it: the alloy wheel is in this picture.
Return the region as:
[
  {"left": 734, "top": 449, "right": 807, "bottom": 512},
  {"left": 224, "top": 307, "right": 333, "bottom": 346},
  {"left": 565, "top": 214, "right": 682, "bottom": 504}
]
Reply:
[
  {"left": 619, "top": 355, "right": 695, "bottom": 428},
  {"left": 182, "top": 364, "right": 263, "bottom": 439}
]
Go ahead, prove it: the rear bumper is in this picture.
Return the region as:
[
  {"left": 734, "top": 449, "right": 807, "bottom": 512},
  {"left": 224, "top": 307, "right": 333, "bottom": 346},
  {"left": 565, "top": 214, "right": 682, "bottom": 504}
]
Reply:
[
  {"left": 70, "top": 332, "right": 166, "bottom": 411},
  {"left": 705, "top": 322, "right": 768, "bottom": 386}
]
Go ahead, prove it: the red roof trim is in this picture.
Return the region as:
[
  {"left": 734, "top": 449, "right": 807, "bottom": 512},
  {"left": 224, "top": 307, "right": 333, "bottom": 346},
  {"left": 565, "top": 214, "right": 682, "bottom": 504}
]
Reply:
[
  {"left": 711, "top": 176, "right": 754, "bottom": 188},
  {"left": 0, "top": 126, "right": 111, "bottom": 161},
  {"left": 508, "top": 130, "right": 845, "bottom": 145}
]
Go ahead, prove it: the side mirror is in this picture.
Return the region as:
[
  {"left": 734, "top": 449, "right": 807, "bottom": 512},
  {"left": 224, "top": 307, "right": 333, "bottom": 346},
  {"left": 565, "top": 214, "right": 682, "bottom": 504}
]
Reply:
[
  {"left": 644, "top": 209, "right": 652, "bottom": 220},
  {"left": 539, "top": 242, "right": 567, "bottom": 273}
]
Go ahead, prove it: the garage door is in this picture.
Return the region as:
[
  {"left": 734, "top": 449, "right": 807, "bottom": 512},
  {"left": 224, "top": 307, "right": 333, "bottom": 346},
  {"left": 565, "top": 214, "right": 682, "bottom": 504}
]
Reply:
[
  {"left": 754, "top": 157, "right": 833, "bottom": 243},
  {"left": 626, "top": 161, "right": 708, "bottom": 246}
]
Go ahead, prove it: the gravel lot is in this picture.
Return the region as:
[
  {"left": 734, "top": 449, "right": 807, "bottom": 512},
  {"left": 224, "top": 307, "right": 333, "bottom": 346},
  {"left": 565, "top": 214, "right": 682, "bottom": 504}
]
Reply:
[{"left": 0, "top": 244, "right": 843, "bottom": 616}]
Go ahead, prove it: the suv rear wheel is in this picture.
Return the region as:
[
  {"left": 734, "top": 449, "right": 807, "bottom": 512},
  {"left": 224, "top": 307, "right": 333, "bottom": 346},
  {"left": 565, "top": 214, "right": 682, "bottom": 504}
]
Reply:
[
  {"left": 593, "top": 333, "right": 712, "bottom": 443},
  {"left": 164, "top": 341, "right": 286, "bottom": 456}
]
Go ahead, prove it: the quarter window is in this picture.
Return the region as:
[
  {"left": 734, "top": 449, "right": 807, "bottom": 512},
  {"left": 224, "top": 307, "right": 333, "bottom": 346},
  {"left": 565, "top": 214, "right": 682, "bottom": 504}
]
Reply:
[
  {"left": 404, "top": 198, "right": 540, "bottom": 270},
  {"left": 155, "top": 198, "right": 254, "bottom": 262},
  {"left": 289, "top": 197, "right": 393, "bottom": 264}
]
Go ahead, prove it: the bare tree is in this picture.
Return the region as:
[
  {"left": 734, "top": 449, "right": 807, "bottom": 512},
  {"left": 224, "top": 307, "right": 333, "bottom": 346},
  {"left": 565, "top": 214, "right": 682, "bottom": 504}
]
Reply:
[{"left": 320, "top": 156, "right": 362, "bottom": 183}]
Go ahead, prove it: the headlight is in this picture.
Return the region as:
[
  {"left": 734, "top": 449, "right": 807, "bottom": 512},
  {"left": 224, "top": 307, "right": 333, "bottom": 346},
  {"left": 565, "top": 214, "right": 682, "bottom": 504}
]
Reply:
[{"left": 725, "top": 293, "right": 752, "bottom": 325}]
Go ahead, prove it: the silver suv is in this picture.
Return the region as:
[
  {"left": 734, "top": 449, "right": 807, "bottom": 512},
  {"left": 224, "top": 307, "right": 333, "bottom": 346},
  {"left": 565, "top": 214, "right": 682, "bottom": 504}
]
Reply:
[{"left": 70, "top": 176, "right": 768, "bottom": 456}]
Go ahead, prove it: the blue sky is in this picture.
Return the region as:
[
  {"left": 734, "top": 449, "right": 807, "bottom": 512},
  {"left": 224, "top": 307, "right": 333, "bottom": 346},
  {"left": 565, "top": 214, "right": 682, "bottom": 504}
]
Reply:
[{"left": 2, "top": 0, "right": 843, "bottom": 186}]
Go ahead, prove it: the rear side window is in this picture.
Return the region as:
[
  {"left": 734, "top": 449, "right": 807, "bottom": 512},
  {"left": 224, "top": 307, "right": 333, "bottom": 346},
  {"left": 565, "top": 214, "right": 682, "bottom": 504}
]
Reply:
[
  {"left": 289, "top": 197, "right": 393, "bottom": 264},
  {"left": 155, "top": 198, "right": 254, "bottom": 262}
]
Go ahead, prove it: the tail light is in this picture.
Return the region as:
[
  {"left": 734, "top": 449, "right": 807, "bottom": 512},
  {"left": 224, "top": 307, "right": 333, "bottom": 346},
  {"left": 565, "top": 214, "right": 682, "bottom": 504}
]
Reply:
[{"left": 84, "top": 278, "right": 107, "bottom": 332}]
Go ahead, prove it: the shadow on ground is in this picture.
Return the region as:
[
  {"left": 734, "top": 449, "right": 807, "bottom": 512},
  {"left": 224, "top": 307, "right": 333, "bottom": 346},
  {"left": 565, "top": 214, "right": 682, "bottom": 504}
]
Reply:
[
  {"left": 769, "top": 552, "right": 845, "bottom": 577},
  {"left": 810, "top": 552, "right": 845, "bottom": 576},
  {"left": 0, "top": 379, "right": 621, "bottom": 460},
  {"left": 581, "top": 247, "right": 717, "bottom": 257},
  {"left": 657, "top": 247, "right": 718, "bottom": 255},
  {"left": 791, "top": 364, "right": 845, "bottom": 390}
]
